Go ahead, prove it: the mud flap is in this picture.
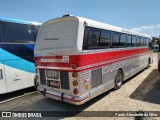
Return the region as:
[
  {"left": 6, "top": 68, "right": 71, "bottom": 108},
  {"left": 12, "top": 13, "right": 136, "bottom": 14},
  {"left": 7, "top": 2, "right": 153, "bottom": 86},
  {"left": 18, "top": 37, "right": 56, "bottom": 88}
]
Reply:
[
  {"left": 61, "top": 93, "right": 64, "bottom": 102},
  {"left": 43, "top": 89, "right": 46, "bottom": 96}
]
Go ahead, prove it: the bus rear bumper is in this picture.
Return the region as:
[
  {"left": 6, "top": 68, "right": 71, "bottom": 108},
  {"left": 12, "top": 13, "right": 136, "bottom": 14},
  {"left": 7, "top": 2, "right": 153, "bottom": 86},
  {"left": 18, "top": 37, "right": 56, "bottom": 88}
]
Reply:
[{"left": 37, "top": 87, "right": 89, "bottom": 105}]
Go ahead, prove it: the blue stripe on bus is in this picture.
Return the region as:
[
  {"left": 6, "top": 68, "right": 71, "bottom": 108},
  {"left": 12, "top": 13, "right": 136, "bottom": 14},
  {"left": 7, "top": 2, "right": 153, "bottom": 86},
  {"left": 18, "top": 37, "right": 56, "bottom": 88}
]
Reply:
[
  {"left": 0, "top": 17, "right": 41, "bottom": 25},
  {"left": 2, "top": 44, "right": 35, "bottom": 63},
  {"left": 0, "top": 48, "right": 35, "bottom": 73}
]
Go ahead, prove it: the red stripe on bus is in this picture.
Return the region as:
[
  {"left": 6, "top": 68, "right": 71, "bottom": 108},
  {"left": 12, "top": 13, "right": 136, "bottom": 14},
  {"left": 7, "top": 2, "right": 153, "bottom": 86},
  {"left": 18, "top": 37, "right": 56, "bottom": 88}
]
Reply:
[
  {"left": 35, "top": 48, "right": 149, "bottom": 70},
  {"left": 37, "top": 52, "right": 149, "bottom": 72}
]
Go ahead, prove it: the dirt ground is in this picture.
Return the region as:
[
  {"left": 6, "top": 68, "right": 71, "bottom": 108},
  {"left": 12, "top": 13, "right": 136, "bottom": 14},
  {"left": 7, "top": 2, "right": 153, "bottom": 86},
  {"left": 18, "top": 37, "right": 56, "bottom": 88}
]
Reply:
[{"left": 0, "top": 53, "right": 160, "bottom": 120}]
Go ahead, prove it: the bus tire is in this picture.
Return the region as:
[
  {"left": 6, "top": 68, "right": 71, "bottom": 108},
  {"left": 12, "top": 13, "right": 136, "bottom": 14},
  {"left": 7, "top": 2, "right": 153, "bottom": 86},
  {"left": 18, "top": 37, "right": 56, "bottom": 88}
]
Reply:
[
  {"left": 114, "top": 69, "right": 123, "bottom": 89},
  {"left": 146, "top": 58, "right": 150, "bottom": 69},
  {"left": 34, "top": 75, "right": 38, "bottom": 88}
]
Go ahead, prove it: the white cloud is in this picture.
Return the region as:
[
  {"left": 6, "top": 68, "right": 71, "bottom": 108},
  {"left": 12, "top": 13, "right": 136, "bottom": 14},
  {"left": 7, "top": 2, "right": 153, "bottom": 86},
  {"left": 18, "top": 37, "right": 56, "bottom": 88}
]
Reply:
[{"left": 131, "top": 24, "right": 160, "bottom": 32}]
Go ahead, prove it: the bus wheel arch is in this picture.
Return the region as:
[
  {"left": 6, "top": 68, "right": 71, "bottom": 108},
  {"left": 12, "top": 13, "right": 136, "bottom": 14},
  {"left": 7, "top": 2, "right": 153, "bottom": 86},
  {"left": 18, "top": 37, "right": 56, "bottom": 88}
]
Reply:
[{"left": 114, "top": 69, "right": 123, "bottom": 90}]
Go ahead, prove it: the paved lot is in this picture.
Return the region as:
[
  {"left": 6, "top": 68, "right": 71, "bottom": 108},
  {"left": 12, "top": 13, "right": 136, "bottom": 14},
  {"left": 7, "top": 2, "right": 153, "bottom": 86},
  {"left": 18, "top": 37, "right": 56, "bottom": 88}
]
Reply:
[{"left": 0, "top": 53, "right": 160, "bottom": 120}]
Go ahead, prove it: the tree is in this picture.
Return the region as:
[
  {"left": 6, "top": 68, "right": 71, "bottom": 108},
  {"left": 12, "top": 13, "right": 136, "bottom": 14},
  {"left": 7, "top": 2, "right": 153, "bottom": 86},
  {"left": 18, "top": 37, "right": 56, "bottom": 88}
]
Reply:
[{"left": 152, "top": 37, "right": 159, "bottom": 45}]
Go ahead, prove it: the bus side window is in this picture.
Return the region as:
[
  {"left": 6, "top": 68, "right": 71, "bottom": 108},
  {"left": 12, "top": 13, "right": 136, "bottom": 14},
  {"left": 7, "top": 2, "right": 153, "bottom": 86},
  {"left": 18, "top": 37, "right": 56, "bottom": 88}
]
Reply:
[
  {"left": 1, "top": 21, "right": 35, "bottom": 43},
  {"left": 148, "top": 38, "right": 153, "bottom": 50},
  {"left": 140, "top": 37, "right": 144, "bottom": 46},
  {"left": 144, "top": 37, "right": 146, "bottom": 46},
  {"left": 127, "top": 35, "right": 132, "bottom": 47},
  {"left": 144, "top": 38, "right": 146, "bottom": 46},
  {"left": 88, "top": 29, "right": 100, "bottom": 49},
  {"left": 99, "top": 30, "right": 111, "bottom": 48},
  {"left": 112, "top": 33, "right": 120, "bottom": 48},
  {"left": 0, "top": 21, "right": 2, "bottom": 42},
  {"left": 120, "top": 34, "right": 127, "bottom": 47},
  {"left": 31, "top": 25, "right": 40, "bottom": 41},
  {"left": 132, "top": 36, "right": 137, "bottom": 47},
  {"left": 137, "top": 36, "right": 140, "bottom": 46},
  {"left": 146, "top": 38, "right": 149, "bottom": 46},
  {"left": 82, "top": 27, "right": 90, "bottom": 50},
  {"left": 146, "top": 38, "right": 152, "bottom": 50}
]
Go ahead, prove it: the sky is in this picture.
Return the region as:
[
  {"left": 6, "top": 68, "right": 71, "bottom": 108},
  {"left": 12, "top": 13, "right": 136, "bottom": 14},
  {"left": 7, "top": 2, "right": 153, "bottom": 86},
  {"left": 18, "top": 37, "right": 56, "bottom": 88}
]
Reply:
[{"left": 0, "top": 0, "right": 160, "bottom": 37}]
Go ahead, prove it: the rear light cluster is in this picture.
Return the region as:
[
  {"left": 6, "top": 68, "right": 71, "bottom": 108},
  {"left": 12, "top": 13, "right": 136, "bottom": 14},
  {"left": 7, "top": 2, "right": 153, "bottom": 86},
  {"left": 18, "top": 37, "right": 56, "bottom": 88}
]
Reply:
[{"left": 71, "top": 64, "right": 79, "bottom": 95}]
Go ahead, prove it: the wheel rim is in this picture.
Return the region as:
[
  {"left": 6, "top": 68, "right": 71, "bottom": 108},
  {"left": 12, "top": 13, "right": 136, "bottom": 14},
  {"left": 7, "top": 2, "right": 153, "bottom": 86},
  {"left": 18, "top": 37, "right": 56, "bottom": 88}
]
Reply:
[{"left": 116, "top": 72, "right": 122, "bottom": 87}]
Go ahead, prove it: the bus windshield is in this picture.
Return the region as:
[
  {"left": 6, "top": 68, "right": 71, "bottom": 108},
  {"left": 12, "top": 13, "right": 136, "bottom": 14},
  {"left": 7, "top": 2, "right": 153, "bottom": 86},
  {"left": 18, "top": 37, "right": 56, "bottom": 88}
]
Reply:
[{"left": 1, "top": 21, "right": 39, "bottom": 43}]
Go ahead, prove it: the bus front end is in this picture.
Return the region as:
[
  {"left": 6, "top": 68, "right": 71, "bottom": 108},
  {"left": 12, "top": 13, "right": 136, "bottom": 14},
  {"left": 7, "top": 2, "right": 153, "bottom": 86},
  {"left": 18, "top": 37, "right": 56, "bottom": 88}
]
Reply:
[{"left": 34, "top": 16, "right": 89, "bottom": 105}]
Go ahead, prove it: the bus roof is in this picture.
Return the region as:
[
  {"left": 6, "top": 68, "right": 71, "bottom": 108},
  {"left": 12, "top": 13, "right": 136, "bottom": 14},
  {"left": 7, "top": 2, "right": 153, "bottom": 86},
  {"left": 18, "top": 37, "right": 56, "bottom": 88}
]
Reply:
[
  {"left": 76, "top": 16, "right": 151, "bottom": 38},
  {"left": 45, "top": 15, "right": 151, "bottom": 39},
  {"left": 0, "top": 17, "right": 41, "bottom": 25}
]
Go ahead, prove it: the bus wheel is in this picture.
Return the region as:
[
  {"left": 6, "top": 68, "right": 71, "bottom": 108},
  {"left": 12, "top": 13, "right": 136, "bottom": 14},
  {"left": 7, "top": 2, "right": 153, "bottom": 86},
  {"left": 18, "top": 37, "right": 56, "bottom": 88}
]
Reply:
[
  {"left": 114, "top": 70, "right": 123, "bottom": 89},
  {"left": 34, "top": 75, "right": 38, "bottom": 88},
  {"left": 146, "top": 58, "right": 150, "bottom": 69}
]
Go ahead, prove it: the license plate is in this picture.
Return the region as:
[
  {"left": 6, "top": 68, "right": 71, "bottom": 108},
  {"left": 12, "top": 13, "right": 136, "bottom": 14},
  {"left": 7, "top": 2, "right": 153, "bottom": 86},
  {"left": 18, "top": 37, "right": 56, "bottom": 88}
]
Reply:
[
  {"left": 46, "top": 69, "right": 59, "bottom": 79},
  {"left": 48, "top": 80, "right": 60, "bottom": 88}
]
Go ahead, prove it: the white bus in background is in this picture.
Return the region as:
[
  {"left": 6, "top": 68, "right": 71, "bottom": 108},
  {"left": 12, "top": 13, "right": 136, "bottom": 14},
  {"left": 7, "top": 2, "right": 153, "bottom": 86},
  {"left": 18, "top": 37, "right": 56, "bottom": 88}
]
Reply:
[
  {"left": 34, "top": 15, "right": 152, "bottom": 105},
  {"left": 0, "top": 17, "right": 41, "bottom": 94},
  {"left": 153, "top": 45, "right": 159, "bottom": 52}
]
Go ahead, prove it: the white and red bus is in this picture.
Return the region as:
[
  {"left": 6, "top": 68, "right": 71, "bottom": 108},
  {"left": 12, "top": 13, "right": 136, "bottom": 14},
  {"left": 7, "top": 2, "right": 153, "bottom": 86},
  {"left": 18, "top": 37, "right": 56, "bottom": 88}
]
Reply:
[{"left": 34, "top": 15, "right": 152, "bottom": 105}]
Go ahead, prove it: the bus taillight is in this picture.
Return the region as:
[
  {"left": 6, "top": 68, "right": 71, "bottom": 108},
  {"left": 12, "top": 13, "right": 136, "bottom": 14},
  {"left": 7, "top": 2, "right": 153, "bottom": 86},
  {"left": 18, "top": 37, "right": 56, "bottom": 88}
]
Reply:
[
  {"left": 71, "top": 64, "right": 77, "bottom": 69},
  {"left": 72, "top": 72, "right": 77, "bottom": 78},
  {"left": 72, "top": 80, "right": 78, "bottom": 86},
  {"left": 73, "top": 88, "right": 79, "bottom": 95}
]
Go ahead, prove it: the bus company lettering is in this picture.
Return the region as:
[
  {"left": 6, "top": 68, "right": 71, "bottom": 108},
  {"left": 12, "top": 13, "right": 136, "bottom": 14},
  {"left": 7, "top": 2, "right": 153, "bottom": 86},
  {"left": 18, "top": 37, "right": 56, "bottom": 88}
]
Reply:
[
  {"left": 41, "top": 59, "right": 62, "bottom": 63},
  {"left": 41, "top": 56, "right": 69, "bottom": 63}
]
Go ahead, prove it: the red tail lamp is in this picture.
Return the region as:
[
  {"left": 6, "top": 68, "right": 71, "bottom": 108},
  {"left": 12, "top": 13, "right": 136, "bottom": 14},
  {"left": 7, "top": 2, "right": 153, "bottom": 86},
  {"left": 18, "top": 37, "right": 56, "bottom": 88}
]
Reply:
[
  {"left": 71, "top": 64, "right": 77, "bottom": 69},
  {"left": 72, "top": 80, "right": 78, "bottom": 86},
  {"left": 72, "top": 72, "right": 77, "bottom": 78},
  {"left": 73, "top": 88, "right": 79, "bottom": 95}
]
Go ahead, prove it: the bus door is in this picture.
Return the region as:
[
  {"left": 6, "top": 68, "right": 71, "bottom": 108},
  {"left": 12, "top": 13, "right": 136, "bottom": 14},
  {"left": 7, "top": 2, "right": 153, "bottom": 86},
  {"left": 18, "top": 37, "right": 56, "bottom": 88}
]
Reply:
[
  {"left": 0, "top": 62, "right": 7, "bottom": 94},
  {"left": 4, "top": 60, "right": 29, "bottom": 92}
]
